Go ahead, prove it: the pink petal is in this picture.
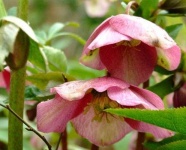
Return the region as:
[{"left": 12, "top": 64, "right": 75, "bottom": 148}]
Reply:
[
  {"left": 82, "top": 17, "right": 112, "bottom": 55},
  {"left": 51, "top": 77, "right": 129, "bottom": 101},
  {"left": 110, "top": 14, "right": 176, "bottom": 50},
  {"left": 2, "top": 69, "right": 10, "bottom": 90},
  {"left": 37, "top": 93, "right": 91, "bottom": 133},
  {"left": 80, "top": 16, "right": 131, "bottom": 70},
  {"left": 71, "top": 106, "right": 132, "bottom": 146},
  {"left": 0, "top": 68, "right": 10, "bottom": 90},
  {"left": 110, "top": 14, "right": 181, "bottom": 70},
  {"left": 0, "top": 73, "right": 6, "bottom": 88},
  {"left": 156, "top": 45, "right": 181, "bottom": 70},
  {"left": 107, "top": 86, "right": 164, "bottom": 109},
  {"left": 125, "top": 119, "right": 173, "bottom": 138},
  {"left": 99, "top": 42, "right": 157, "bottom": 85}
]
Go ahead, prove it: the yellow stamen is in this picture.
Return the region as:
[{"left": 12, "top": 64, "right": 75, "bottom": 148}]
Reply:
[
  {"left": 83, "top": 91, "right": 121, "bottom": 123},
  {"left": 116, "top": 39, "right": 141, "bottom": 47}
]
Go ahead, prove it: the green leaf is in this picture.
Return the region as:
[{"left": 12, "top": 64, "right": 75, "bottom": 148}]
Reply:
[
  {"left": 48, "top": 22, "right": 65, "bottom": 39},
  {"left": 148, "top": 75, "right": 175, "bottom": 98},
  {"left": 160, "top": 0, "right": 186, "bottom": 15},
  {"left": 43, "top": 46, "right": 67, "bottom": 72},
  {"left": 24, "top": 85, "right": 41, "bottom": 100},
  {"left": 157, "top": 140, "right": 186, "bottom": 150},
  {"left": 165, "top": 24, "right": 183, "bottom": 39},
  {"left": 0, "top": 23, "right": 19, "bottom": 70},
  {"left": 48, "top": 22, "right": 79, "bottom": 40},
  {"left": 0, "top": 0, "right": 7, "bottom": 18},
  {"left": 135, "top": 0, "right": 159, "bottom": 19},
  {"left": 0, "top": 118, "right": 8, "bottom": 143},
  {"left": 28, "top": 39, "right": 47, "bottom": 71},
  {"left": 154, "top": 66, "right": 175, "bottom": 75},
  {"left": 47, "top": 32, "right": 86, "bottom": 45},
  {"left": 26, "top": 72, "right": 65, "bottom": 89},
  {"left": 24, "top": 85, "right": 54, "bottom": 101},
  {"left": 67, "top": 60, "right": 106, "bottom": 80},
  {"left": 0, "top": 88, "right": 8, "bottom": 104},
  {"left": 141, "top": 0, "right": 159, "bottom": 18},
  {"left": 144, "top": 134, "right": 186, "bottom": 150},
  {"left": 105, "top": 107, "right": 186, "bottom": 134},
  {"left": 1, "top": 16, "right": 38, "bottom": 42}
]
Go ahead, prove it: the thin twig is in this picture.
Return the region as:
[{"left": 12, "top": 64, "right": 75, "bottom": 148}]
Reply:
[
  {"left": 55, "top": 133, "right": 63, "bottom": 150},
  {"left": 0, "top": 103, "right": 52, "bottom": 150}
]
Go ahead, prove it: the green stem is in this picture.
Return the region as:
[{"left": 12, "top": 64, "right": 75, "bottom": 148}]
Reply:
[
  {"left": 8, "top": 67, "right": 26, "bottom": 150},
  {"left": 17, "top": 0, "right": 28, "bottom": 21},
  {"left": 0, "top": 0, "right": 7, "bottom": 18},
  {"left": 8, "top": 0, "right": 28, "bottom": 150}
]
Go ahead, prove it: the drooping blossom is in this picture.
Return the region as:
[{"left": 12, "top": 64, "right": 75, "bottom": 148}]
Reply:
[
  {"left": 80, "top": 14, "right": 181, "bottom": 85},
  {"left": 37, "top": 77, "right": 172, "bottom": 146}
]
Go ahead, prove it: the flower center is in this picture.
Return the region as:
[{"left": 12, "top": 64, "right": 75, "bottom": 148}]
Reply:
[
  {"left": 84, "top": 91, "right": 120, "bottom": 122},
  {"left": 116, "top": 39, "right": 141, "bottom": 47}
]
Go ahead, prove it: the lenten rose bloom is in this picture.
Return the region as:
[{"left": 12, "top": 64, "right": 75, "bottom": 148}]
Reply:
[
  {"left": 37, "top": 77, "right": 172, "bottom": 146},
  {"left": 80, "top": 14, "right": 181, "bottom": 85}
]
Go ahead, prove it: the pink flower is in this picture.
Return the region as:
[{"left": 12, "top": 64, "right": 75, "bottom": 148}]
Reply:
[
  {"left": 80, "top": 14, "right": 181, "bottom": 85},
  {"left": 37, "top": 77, "right": 172, "bottom": 146},
  {"left": 0, "top": 67, "right": 10, "bottom": 90}
]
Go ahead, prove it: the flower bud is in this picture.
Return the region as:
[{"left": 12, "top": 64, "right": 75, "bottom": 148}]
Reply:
[{"left": 6, "top": 29, "right": 29, "bottom": 70}]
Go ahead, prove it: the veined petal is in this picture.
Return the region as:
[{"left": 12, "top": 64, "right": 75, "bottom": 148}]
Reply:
[
  {"left": 82, "top": 17, "right": 112, "bottom": 55},
  {"left": 125, "top": 119, "right": 173, "bottom": 138},
  {"left": 37, "top": 94, "right": 91, "bottom": 133},
  {"left": 156, "top": 45, "right": 181, "bottom": 70},
  {"left": 51, "top": 77, "right": 129, "bottom": 101},
  {"left": 71, "top": 107, "right": 132, "bottom": 146},
  {"left": 80, "top": 48, "right": 105, "bottom": 70},
  {"left": 80, "top": 16, "right": 131, "bottom": 70},
  {"left": 99, "top": 42, "right": 157, "bottom": 85},
  {"left": 88, "top": 26, "right": 131, "bottom": 50},
  {"left": 110, "top": 14, "right": 176, "bottom": 50},
  {"left": 107, "top": 86, "right": 164, "bottom": 109}
]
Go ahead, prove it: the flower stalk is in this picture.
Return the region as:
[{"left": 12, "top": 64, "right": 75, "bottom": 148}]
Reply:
[
  {"left": 61, "top": 128, "right": 67, "bottom": 150},
  {"left": 8, "top": 0, "right": 28, "bottom": 150}
]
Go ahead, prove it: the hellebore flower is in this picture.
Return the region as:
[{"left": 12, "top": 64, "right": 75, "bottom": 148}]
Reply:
[
  {"left": 37, "top": 77, "right": 172, "bottom": 146},
  {"left": 80, "top": 14, "right": 181, "bottom": 85}
]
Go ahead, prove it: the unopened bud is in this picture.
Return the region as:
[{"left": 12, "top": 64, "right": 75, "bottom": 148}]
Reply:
[{"left": 6, "top": 29, "right": 29, "bottom": 70}]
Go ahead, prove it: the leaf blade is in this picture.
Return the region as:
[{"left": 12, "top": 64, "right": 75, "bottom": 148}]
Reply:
[{"left": 105, "top": 107, "right": 186, "bottom": 134}]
